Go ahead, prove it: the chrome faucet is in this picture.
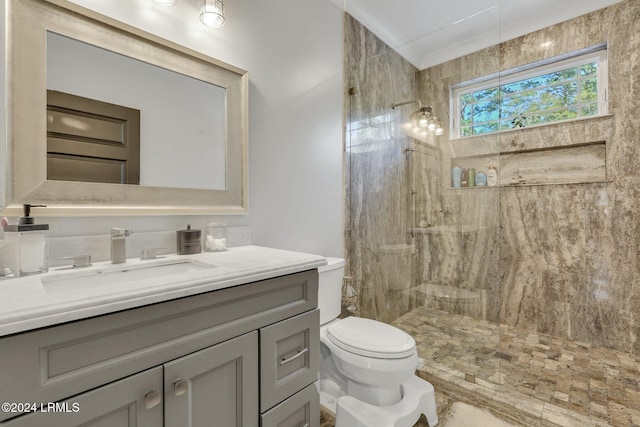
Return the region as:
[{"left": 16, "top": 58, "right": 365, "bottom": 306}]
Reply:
[{"left": 111, "top": 228, "right": 132, "bottom": 264}]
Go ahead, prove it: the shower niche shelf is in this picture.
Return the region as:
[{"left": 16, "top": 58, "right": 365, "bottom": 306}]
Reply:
[{"left": 449, "top": 141, "right": 606, "bottom": 189}]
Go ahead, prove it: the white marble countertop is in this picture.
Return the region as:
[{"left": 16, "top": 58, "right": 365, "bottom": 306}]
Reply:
[{"left": 0, "top": 245, "right": 327, "bottom": 337}]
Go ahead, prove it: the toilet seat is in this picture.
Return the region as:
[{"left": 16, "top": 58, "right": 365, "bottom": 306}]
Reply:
[{"left": 327, "top": 317, "right": 416, "bottom": 359}]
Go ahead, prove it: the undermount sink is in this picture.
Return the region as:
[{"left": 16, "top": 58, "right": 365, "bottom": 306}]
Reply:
[{"left": 42, "top": 259, "right": 216, "bottom": 292}]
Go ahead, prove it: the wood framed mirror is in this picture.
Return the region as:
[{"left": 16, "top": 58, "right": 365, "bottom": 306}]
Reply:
[{"left": 4, "top": 0, "right": 248, "bottom": 216}]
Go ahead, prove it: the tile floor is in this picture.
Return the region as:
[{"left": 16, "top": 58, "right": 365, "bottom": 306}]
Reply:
[
  {"left": 392, "top": 306, "right": 640, "bottom": 427},
  {"left": 439, "top": 402, "right": 517, "bottom": 427}
]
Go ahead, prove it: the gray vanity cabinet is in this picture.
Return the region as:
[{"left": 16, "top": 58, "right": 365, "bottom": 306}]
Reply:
[{"left": 0, "top": 270, "right": 319, "bottom": 427}]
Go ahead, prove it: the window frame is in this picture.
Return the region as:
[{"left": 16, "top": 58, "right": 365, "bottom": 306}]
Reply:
[{"left": 450, "top": 44, "right": 608, "bottom": 139}]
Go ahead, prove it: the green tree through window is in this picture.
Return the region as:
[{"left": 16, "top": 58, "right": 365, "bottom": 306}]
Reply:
[{"left": 453, "top": 47, "right": 606, "bottom": 138}]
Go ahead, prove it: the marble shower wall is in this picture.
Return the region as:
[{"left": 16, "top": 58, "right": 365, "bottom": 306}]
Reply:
[
  {"left": 343, "top": 14, "right": 420, "bottom": 323},
  {"left": 418, "top": 0, "right": 640, "bottom": 354},
  {"left": 344, "top": 12, "right": 501, "bottom": 325}
]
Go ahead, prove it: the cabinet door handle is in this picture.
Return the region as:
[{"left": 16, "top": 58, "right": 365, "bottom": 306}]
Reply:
[
  {"left": 174, "top": 378, "right": 189, "bottom": 396},
  {"left": 280, "top": 348, "right": 308, "bottom": 366},
  {"left": 144, "top": 390, "right": 161, "bottom": 410}
]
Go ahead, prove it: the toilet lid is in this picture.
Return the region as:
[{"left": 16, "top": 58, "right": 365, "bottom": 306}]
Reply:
[{"left": 327, "top": 317, "right": 416, "bottom": 359}]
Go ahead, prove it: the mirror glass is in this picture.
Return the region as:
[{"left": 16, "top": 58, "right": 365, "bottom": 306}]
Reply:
[{"left": 47, "top": 32, "right": 227, "bottom": 191}]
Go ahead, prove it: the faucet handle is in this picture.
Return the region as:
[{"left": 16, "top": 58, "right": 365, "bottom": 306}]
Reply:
[
  {"left": 111, "top": 228, "right": 132, "bottom": 237},
  {"left": 140, "top": 248, "right": 167, "bottom": 260},
  {"left": 57, "top": 255, "right": 92, "bottom": 268}
]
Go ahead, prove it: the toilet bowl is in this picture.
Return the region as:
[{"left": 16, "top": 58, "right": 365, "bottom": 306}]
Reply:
[
  {"left": 322, "top": 316, "right": 418, "bottom": 406},
  {"left": 318, "top": 258, "right": 438, "bottom": 427}
]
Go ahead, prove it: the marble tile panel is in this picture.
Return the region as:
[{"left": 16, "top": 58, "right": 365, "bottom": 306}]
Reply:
[
  {"left": 344, "top": 14, "right": 422, "bottom": 323},
  {"left": 411, "top": 1, "right": 639, "bottom": 356}
]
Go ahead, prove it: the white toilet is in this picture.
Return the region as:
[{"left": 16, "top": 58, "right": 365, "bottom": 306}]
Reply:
[{"left": 318, "top": 257, "right": 438, "bottom": 427}]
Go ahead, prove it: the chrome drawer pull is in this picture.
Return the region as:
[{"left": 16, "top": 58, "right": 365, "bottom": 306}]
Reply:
[
  {"left": 144, "top": 390, "right": 161, "bottom": 410},
  {"left": 174, "top": 378, "right": 189, "bottom": 396},
  {"left": 280, "top": 348, "right": 308, "bottom": 366},
  {"left": 300, "top": 424, "right": 309, "bottom": 427}
]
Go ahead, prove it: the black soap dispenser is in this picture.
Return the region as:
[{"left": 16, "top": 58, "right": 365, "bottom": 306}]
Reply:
[{"left": 4, "top": 204, "right": 49, "bottom": 277}]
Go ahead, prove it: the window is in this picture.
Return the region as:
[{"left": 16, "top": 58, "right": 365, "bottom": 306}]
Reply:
[{"left": 451, "top": 45, "right": 608, "bottom": 138}]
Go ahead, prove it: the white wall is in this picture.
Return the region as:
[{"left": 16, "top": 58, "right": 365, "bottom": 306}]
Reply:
[
  {"left": 4, "top": 0, "right": 344, "bottom": 257},
  {"left": 0, "top": 1, "right": 7, "bottom": 212}
]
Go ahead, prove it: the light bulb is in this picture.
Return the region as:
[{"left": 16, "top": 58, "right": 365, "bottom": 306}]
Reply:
[
  {"left": 427, "top": 119, "right": 437, "bottom": 132},
  {"left": 200, "top": 0, "right": 225, "bottom": 28},
  {"left": 418, "top": 113, "right": 429, "bottom": 128},
  {"left": 435, "top": 126, "right": 444, "bottom": 136}
]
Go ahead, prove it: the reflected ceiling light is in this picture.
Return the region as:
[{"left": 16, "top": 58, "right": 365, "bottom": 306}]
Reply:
[
  {"left": 391, "top": 100, "right": 443, "bottom": 136},
  {"left": 200, "top": 0, "right": 225, "bottom": 28},
  {"left": 151, "top": 0, "right": 227, "bottom": 28}
]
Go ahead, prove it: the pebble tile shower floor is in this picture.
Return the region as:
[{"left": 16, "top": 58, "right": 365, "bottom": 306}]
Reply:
[{"left": 392, "top": 306, "right": 640, "bottom": 426}]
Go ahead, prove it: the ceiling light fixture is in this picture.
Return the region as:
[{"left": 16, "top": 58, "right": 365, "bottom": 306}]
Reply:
[
  {"left": 152, "top": 0, "right": 178, "bottom": 5},
  {"left": 391, "top": 100, "right": 443, "bottom": 135},
  {"left": 200, "top": 0, "right": 225, "bottom": 28}
]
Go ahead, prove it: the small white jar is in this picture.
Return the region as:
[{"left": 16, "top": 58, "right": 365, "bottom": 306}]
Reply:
[{"left": 203, "top": 221, "right": 227, "bottom": 252}]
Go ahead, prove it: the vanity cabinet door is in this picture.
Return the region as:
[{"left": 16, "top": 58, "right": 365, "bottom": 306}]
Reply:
[
  {"left": 1, "top": 367, "right": 163, "bottom": 427},
  {"left": 164, "top": 331, "right": 259, "bottom": 427}
]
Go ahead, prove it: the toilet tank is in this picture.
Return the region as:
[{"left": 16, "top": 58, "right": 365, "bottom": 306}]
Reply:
[{"left": 318, "top": 257, "right": 346, "bottom": 325}]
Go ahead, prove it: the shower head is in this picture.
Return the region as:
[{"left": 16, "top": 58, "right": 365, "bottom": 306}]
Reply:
[{"left": 391, "top": 99, "right": 422, "bottom": 110}]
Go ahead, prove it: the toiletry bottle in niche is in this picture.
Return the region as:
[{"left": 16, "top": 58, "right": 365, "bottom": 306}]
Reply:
[
  {"left": 461, "top": 168, "right": 468, "bottom": 187},
  {"left": 451, "top": 165, "right": 462, "bottom": 188},
  {"left": 3, "top": 204, "right": 49, "bottom": 277},
  {"left": 487, "top": 163, "right": 498, "bottom": 187},
  {"left": 475, "top": 170, "right": 487, "bottom": 187},
  {"left": 468, "top": 168, "right": 476, "bottom": 187}
]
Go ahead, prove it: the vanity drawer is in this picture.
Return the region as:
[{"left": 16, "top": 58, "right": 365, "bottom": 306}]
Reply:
[
  {"left": 0, "top": 270, "right": 317, "bottom": 422},
  {"left": 260, "top": 309, "right": 319, "bottom": 412},
  {"left": 260, "top": 383, "right": 319, "bottom": 427}
]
